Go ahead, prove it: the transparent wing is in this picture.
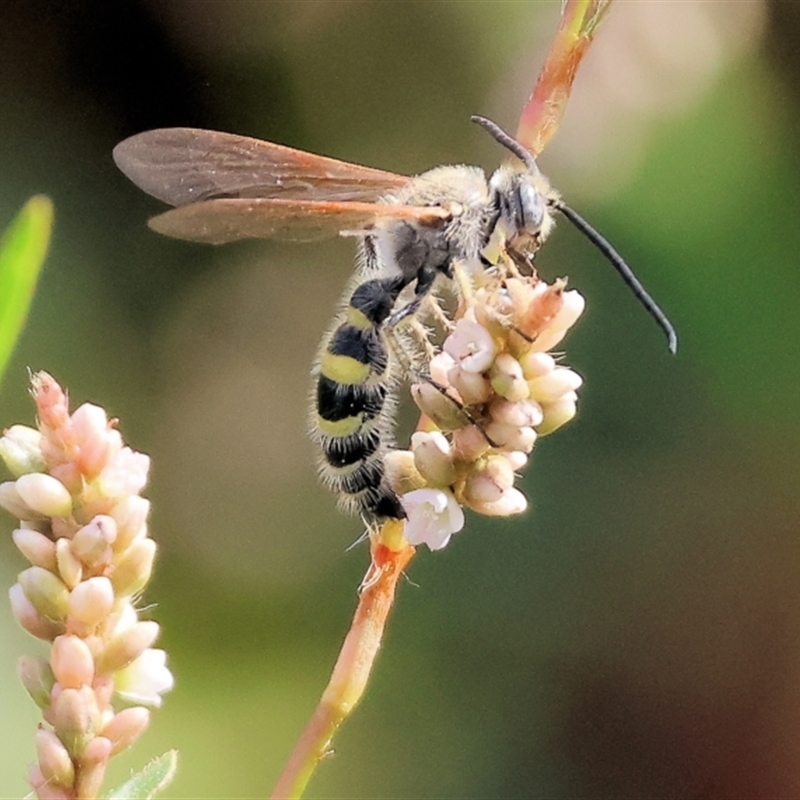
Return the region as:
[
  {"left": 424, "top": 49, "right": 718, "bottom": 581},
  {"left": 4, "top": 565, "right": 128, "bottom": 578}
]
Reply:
[
  {"left": 113, "top": 128, "right": 410, "bottom": 207},
  {"left": 148, "top": 198, "right": 451, "bottom": 244}
]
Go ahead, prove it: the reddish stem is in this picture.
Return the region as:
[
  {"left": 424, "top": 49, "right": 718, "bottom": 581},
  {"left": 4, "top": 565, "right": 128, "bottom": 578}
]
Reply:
[
  {"left": 270, "top": 536, "right": 415, "bottom": 799},
  {"left": 516, "top": 0, "right": 612, "bottom": 156}
]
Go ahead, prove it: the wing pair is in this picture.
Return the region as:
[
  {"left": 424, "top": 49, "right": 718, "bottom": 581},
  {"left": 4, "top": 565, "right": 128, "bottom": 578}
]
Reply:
[{"left": 113, "top": 128, "right": 449, "bottom": 245}]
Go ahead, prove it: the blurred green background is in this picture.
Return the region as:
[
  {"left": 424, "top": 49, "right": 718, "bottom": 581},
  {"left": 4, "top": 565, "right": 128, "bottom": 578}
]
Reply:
[{"left": 1, "top": 1, "right": 800, "bottom": 797}]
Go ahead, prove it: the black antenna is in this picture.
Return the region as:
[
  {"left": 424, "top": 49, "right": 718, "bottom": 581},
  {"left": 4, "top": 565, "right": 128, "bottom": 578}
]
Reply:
[
  {"left": 471, "top": 115, "right": 539, "bottom": 173},
  {"left": 554, "top": 201, "right": 678, "bottom": 354},
  {"left": 470, "top": 113, "right": 678, "bottom": 355}
]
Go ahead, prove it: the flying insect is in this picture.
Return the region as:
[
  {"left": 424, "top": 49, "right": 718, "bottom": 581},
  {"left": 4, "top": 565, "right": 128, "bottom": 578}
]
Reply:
[{"left": 113, "top": 116, "right": 676, "bottom": 523}]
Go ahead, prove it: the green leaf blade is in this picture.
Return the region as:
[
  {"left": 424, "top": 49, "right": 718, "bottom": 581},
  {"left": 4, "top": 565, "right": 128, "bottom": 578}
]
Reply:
[
  {"left": 106, "top": 750, "right": 178, "bottom": 800},
  {"left": 0, "top": 195, "right": 53, "bottom": 386}
]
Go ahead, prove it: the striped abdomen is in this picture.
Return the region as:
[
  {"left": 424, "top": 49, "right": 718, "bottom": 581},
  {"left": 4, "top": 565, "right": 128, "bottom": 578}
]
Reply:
[{"left": 312, "top": 273, "right": 407, "bottom": 520}]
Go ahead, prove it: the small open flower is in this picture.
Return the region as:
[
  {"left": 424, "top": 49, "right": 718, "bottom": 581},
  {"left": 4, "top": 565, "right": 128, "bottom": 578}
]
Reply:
[
  {"left": 400, "top": 488, "right": 465, "bottom": 551},
  {"left": 1, "top": 372, "right": 171, "bottom": 800},
  {"left": 115, "top": 648, "right": 174, "bottom": 708},
  {"left": 443, "top": 318, "right": 497, "bottom": 373}
]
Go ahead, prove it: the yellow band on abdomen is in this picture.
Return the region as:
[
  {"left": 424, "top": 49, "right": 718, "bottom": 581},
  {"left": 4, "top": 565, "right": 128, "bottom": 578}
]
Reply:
[
  {"left": 316, "top": 413, "right": 363, "bottom": 438},
  {"left": 320, "top": 350, "right": 371, "bottom": 385},
  {"left": 346, "top": 306, "right": 373, "bottom": 330}
]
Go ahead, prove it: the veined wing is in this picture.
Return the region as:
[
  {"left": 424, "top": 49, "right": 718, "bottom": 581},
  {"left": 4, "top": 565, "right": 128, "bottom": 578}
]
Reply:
[
  {"left": 148, "top": 198, "right": 452, "bottom": 244},
  {"left": 113, "top": 128, "right": 410, "bottom": 207}
]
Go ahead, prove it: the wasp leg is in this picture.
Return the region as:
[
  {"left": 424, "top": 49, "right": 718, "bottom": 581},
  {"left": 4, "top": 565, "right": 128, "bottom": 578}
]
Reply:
[
  {"left": 381, "top": 263, "right": 500, "bottom": 447},
  {"left": 451, "top": 259, "right": 475, "bottom": 308},
  {"left": 407, "top": 316, "right": 438, "bottom": 364},
  {"left": 502, "top": 242, "right": 538, "bottom": 278},
  {"left": 424, "top": 294, "right": 455, "bottom": 334}
]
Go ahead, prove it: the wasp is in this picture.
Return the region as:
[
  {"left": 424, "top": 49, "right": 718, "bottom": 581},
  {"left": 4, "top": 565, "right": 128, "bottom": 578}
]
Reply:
[{"left": 114, "top": 115, "right": 676, "bottom": 523}]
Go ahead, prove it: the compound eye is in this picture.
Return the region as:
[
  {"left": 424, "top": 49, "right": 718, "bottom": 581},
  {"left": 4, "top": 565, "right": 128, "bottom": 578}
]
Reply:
[{"left": 517, "top": 181, "right": 544, "bottom": 233}]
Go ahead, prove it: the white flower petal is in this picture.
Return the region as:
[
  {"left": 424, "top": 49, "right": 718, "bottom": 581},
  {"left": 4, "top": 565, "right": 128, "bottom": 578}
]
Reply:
[
  {"left": 400, "top": 488, "right": 465, "bottom": 551},
  {"left": 443, "top": 319, "right": 496, "bottom": 373},
  {"left": 115, "top": 649, "right": 174, "bottom": 708}
]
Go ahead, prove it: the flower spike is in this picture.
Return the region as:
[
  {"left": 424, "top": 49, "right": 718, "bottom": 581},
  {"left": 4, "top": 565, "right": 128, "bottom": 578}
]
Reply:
[{"left": 1, "top": 372, "right": 172, "bottom": 800}]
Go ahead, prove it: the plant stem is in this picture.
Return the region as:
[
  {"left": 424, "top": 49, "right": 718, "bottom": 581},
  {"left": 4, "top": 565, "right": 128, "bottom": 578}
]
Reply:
[
  {"left": 270, "top": 533, "right": 415, "bottom": 800},
  {"left": 515, "top": 0, "right": 613, "bottom": 156}
]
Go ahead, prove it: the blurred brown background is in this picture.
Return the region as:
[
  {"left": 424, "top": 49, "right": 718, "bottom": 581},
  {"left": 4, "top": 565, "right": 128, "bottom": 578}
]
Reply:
[{"left": 2, "top": 1, "right": 800, "bottom": 797}]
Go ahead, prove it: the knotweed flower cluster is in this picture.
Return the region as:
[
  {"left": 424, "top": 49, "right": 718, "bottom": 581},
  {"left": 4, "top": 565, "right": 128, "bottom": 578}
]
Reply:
[
  {"left": 387, "top": 268, "right": 584, "bottom": 550},
  {"left": 0, "top": 372, "right": 172, "bottom": 800}
]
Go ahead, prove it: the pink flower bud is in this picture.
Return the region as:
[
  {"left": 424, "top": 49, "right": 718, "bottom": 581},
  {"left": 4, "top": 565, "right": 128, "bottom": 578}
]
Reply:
[
  {"left": 74, "top": 736, "right": 112, "bottom": 799},
  {"left": 452, "top": 425, "right": 491, "bottom": 461},
  {"left": 55, "top": 539, "right": 83, "bottom": 590},
  {"left": 51, "top": 686, "right": 100, "bottom": 755},
  {"left": 35, "top": 728, "right": 75, "bottom": 788},
  {"left": 504, "top": 451, "right": 528, "bottom": 471},
  {"left": 68, "top": 577, "right": 114, "bottom": 631},
  {"left": 383, "top": 450, "right": 425, "bottom": 496},
  {"left": 519, "top": 351, "right": 556, "bottom": 379},
  {"left": 71, "top": 403, "right": 113, "bottom": 478},
  {"left": 0, "top": 480, "right": 36, "bottom": 518},
  {"left": 109, "top": 496, "right": 150, "bottom": 552},
  {"left": 101, "top": 707, "right": 150, "bottom": 756},
  {"left": 93, "top": 674, "right": 115, "bottom": 710},
  {"left": 469, "top": 487, "right": 528, "bottom": 517},
  {"left": 488, "top": 397, "right": 543, "bottom": 428},
  {"left": 410, "top": 383, "right": 467, "bottom": 431},
  {"left": 28, "top": 765, "right": 73, "bottom": 800},
  {"left": 51, "top": 635, "right": 95, "bottom": 689},
  {"left": 18, "top": 566, "right": 69, "bottom": 623},
  {"left": 527, "top": 367, "right": 583, "bottom": 403},
  {"left": 12, "top": 528, "right": 57, "bottom": 571},
  {"left": 445, "top": 365, "right": 492, "bottom": 405},
  {"left": 551, "top": 289, "right": 585, "bottom": 331},
  {"left": 9, "top": 372, "right": 167, "bottom": 791},
  {"left": 411, "top": 431, "right": 456, "bottom": 487},
  {"left": 98, "top": 620, "right": 160, "bottom": 674},
  {"left": 31, "top": 371, "right": 71, "bottom": 438},
  {"left": 531, "top": 290, "right": 585, "bottom": 351},
  {"left": 9, "top": 583, "right": 64, "bottom": 640},
  {"left": 50, "top": 462, "right": 84, "bottom": 497},
  {"left": 18, "top": 654, "right": 56, "bottom": 708},
  {"left": 483, "top": 421, "right": 537, "bottom": 453},
  {"left": 0, "top": 424, "right": 45, "bottom": 476},
  {"left": 489, "top": 354, "right": 530, "bottom": 402},
  {"left": 80, "top": 735, "right": 112, "bottom": 772},
  {"left": 71, "top": 516, "right": 117, "bottom": 569},
  {"left": 463, "top": 457, "right": 516, "bottom": 505},
  {"left": 520, "top": 280, "right": 565, "bottom": 336},
  {"left": 97, "top": 447, "right": 149, "bottom": 499},
  {"left": 70, "top": 403, "right": 109, "bottom": 441},
  {"left": 16, "top": 473, "right": 72, "bottom": 517},
  {"left": 537, "top": 393, "right": 579, "bottom": 435},
  {"left": 111, "top": 538, "right": 156, "bottom": 597},
  {"left": 463, "top": 474, "right": 503, "bottom": 505}
]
